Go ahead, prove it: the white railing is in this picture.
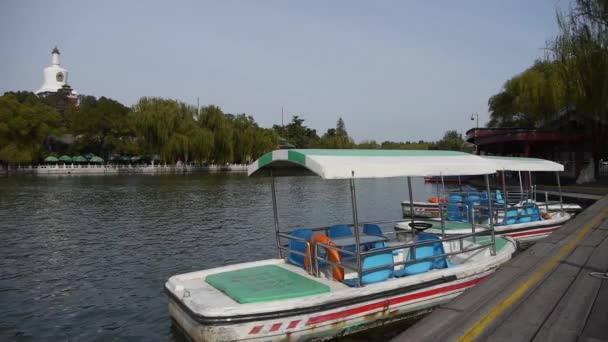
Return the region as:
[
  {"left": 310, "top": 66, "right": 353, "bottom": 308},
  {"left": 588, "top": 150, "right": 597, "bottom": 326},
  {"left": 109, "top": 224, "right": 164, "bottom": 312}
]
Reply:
[{"left": 8, "top": 163, "right": 248, "bottom": 175}]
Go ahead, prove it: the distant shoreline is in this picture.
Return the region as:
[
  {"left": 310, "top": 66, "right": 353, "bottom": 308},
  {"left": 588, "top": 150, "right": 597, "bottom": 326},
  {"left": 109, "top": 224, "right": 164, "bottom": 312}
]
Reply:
[{"left": 1, "top": 163, "right": 247, "bottom": 176}]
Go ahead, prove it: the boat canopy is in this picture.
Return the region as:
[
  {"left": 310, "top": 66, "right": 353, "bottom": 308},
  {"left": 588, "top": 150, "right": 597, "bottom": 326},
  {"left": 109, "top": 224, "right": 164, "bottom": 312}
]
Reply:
[
  {"left": 481, "top": 156, "right": 564, "bottom": 172},
  {"left": 248, "top": 149, "right": 498, "bottom": 179}
]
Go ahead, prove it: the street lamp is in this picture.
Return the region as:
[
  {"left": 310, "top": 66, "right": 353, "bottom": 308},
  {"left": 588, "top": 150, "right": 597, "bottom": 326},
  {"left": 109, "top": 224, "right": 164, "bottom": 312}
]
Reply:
[
  {"left": 470, "top": 113, "right": 479, "bottom": 155},
  {"left": 470, "top": 113, "right": 479, "bottom": 128}
]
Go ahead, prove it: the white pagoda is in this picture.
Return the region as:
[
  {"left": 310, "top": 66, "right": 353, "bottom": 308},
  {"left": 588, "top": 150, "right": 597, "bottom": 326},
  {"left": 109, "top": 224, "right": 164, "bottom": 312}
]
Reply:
[{"left": 36, "top": 46, "right": 78, "bottom": 99}]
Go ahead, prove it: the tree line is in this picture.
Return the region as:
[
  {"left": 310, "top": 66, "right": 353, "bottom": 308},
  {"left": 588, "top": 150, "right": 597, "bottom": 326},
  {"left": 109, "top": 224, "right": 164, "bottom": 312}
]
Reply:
[
  {"left": 0, "top": 90, "right": 468, "bottom": 166},
  {"left": 487, "top": 0, "right": 608, "bottom": 167},
  {"left": 0, "top": 92, "right": 277, "bottom": 165}
]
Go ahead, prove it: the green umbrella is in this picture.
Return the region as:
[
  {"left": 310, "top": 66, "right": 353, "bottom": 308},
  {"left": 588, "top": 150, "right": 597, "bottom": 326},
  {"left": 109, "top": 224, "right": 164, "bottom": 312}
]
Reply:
[
  {"left": 59, "top": 155, "right": 72, "bottom": 163},
  {"left": 90, "top": 156, "right": 104, "bottom": 163},
  {"left": 73, "top": 156, "right": 88, "bottom": 163},
  {"left": 119, "top": 156, "right": 131, "bottom": 163},
  {"left": 84, "top": 153, "right": 95, "bottom": 160},
  {"left": 44, "top": 156, "right": 59, "bottom": 163}
]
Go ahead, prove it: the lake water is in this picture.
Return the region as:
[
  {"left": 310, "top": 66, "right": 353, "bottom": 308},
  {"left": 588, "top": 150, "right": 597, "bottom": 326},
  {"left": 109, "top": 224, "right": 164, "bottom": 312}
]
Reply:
[{"left": 0, "top": 174, "right": 444, "bottom": 341}]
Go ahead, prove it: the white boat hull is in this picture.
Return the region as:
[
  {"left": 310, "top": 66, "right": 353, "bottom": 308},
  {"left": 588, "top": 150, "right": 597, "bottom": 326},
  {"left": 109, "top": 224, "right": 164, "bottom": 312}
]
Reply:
[
  {"left": 396, "top": 211, "right": 571, "bottom": 246},
  {"left": 401, "top": 201, "right": 582, "bottom": 219},
  {"left": 165, "top": 238, "right": 515, "bottom": 341}
]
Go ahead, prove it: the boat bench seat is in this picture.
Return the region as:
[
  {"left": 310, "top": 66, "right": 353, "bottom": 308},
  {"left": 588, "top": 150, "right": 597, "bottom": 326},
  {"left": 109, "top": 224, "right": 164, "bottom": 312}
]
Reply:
[{"left": 395, "top": 233, "right": 450, "bottom": 277}]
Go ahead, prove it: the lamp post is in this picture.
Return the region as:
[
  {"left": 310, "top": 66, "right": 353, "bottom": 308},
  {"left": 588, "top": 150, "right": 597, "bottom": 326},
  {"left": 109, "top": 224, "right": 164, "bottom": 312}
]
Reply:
[
  {"left": 470, "top": 113, "right": 479, "bottom": 128},
  {"left": 470, "top": 113, "right": 479, "bottom": 154}
]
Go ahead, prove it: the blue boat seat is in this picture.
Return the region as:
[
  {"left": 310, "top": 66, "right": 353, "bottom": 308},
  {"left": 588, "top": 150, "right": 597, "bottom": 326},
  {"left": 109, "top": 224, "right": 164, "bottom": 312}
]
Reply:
[
  {"left": 465, "top": 194, "right": 481, "bottom": 220},
  {"left": 329, "top": 224, "right": 355, "bottom": 258},
  {"left": 522, "top": 203, "right": 541, "bottom": 222},
  {"left": 495, "top": 190, "right": 505, "bottom": 205},
  {"left": 502, "top": 208, "right": 519, "bottom": 225},
  {"left": 396, "top": 233, "right": 448, "bottom": 276},
  {"left": 343, "top": 247, "right": 394, "bottom": 286},
  {"left": 328, "top": 224, "right": 352, "bottom": 239},
  {"left": 287, "top": 228, "right": 314, "bottom": 267},
  {"left": 447, "top": 195, "right": 467, "bottom": 222},
  {"left": 363, "top": 224, "right": 385, "bottom": 250}
]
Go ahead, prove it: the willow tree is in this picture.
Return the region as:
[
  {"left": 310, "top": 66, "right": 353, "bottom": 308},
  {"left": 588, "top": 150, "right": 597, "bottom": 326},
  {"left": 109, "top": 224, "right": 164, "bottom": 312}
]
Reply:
[
  {"left": 551, "top": 0, "right": 608, "bottom": 173},
  {"left": 133, "top": 97, "right": 212, "bottom": 164},
  {"left": 199, "top": 105, "right": 234, "bottom": 164},
  {"left": 487, "top": 61, "right": 567, "bottom": 128},
  {"left": 0, "top": 92, "right": 62, "bottom": 164}
]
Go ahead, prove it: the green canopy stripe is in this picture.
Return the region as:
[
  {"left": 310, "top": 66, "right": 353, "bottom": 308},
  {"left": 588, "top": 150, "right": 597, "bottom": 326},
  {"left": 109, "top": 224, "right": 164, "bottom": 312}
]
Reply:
[
  {"left": 258, "top": 152, "right": 273, "bottom": 168},
  {"left": 290, "top": 149, "right": 466, "bottom": 157},
  {"left": 287, "top": 150, "right": 307, "bottom": 166}
]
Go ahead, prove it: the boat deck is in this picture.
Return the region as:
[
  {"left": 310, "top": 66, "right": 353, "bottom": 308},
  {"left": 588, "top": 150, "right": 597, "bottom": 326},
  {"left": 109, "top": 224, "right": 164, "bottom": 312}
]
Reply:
[{"left": 393, "top": 194, "right": 608, "bottom": 342}]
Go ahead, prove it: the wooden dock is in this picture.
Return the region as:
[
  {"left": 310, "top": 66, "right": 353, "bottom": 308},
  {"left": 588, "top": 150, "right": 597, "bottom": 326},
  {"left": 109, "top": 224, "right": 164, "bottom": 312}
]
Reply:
[{"left": 394, "top": 194, "right": 608, "bottom": 342}]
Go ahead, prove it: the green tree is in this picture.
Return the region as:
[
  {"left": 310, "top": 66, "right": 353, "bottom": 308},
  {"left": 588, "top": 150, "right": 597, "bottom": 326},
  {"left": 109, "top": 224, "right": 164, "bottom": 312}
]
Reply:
[
  {"left": 315, "top": 117, "right": 355, "bottom": 149},
  {"left": 70, "top": 96, "right": 131, "bottom": 157},
  {"left": 487, "top": 61, "right": 567, "bottom": 128},
  {"left": 0, "top": 92, "right": 63, "bottom": 164},
  {"left": 551, "top": 0, "right": 608, "bottom": 172},
  {"left": 279, "top": 116, "right": 319, "bottom": 148},
  {"left": 200, "top": 105, "right": 233, "bottom": 164},
  {"left": 432, "top": 130, "right": 467, "bottom": 151}
]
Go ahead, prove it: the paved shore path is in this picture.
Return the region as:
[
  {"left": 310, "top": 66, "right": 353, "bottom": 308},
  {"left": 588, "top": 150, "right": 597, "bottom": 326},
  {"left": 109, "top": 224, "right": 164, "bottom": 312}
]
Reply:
[{"left": 394, "top": 194, "right": 608, "bottom": 342}]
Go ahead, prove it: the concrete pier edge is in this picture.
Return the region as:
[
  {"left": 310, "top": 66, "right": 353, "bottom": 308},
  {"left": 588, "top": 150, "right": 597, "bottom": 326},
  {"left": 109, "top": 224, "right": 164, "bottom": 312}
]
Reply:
[{"left": 393, "top": 194, "right": 608, "bottom": 342}]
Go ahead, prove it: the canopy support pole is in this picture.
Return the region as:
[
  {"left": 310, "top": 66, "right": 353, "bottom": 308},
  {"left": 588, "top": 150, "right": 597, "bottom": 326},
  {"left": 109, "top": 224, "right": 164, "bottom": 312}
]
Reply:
[
  {"left": 350, "top": 172, "right": 362, "bottom": 287},
  {"left": 556, "top": 171, "right": 563, "bottom": 211},
  {"left": 518, "top": 171, "right": 524, "bottom": 201},
  {"left": 407, "top": 177, "right": 415, "bottom": 226},
  {"left": 270, "top": 171, "right": 282, "bottom": 258},
  {"left": 486, "top": 174, "right": 496, "bottom": 256},
  {"left": 502, "top": 169, "right": 508, "bottom": 214},
  {"left": 438, "top": 174, "right": 445, "bottom": 238},
  {"left": 529, "top": 171, "right": 534, "bottom": 201}
]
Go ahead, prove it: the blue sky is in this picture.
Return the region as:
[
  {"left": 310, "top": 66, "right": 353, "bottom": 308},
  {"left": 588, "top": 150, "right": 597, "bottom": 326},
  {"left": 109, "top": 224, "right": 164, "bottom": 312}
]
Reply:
[{"left": 0, "top": 0, "right": 569, "bottom": 141}]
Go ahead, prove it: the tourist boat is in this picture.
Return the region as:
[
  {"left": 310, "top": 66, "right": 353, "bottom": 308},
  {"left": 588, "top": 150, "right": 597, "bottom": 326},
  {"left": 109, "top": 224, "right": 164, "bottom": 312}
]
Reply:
[
  {"left": 402, "top": 156, "right": 582, "bottom": 219},
  {"left": 401, "top": 199, "right": 581, "bottom": 219},
  {"left": 398, "top": 156, "right": 573, "bottom": 245},
  {"left": 165, "top": 149, "right": 517, "bottom": 341}
]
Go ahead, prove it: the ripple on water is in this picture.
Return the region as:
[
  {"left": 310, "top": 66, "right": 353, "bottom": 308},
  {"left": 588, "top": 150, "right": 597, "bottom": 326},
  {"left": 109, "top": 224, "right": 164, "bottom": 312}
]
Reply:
[{"left": 0, "top": 173, "right": 439, "bottom": 341}]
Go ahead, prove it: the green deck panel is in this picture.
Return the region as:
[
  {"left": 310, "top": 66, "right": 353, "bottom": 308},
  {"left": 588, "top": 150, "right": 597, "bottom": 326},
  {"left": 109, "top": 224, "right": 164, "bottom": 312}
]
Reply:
[
  {"left": 205, "top": 265, "right": 330, "bottom": 304},
  {"left": 424, "top": 220, "right": 479, "bottom": 231},
  {"left": 463, "top": 236, "right": 510, "bottom": 252}
]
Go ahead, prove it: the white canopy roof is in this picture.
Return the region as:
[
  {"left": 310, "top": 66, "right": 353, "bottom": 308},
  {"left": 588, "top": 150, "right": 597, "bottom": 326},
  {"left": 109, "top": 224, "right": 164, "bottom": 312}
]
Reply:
[
  {"left": 481, "top": 156, "right": 564, "bottom": 172},
  {"left": 248, "top": 149, "right": 498, "bottom": 179}
]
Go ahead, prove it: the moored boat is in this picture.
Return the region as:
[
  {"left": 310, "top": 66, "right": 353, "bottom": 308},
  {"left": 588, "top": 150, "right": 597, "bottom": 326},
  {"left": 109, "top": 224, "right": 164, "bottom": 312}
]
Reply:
[
  {"left": 398, "top": 156, "right": 573, "bottom": 245},
  {"left": 165, "top": 149, "right": 517, "bottom": 341}
]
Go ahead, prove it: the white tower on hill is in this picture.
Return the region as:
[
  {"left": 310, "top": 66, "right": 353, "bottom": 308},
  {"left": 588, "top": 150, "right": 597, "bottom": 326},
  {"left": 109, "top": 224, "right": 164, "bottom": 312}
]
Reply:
[{"left": 36, "top": 46, "right": 78, "bottom": 99}]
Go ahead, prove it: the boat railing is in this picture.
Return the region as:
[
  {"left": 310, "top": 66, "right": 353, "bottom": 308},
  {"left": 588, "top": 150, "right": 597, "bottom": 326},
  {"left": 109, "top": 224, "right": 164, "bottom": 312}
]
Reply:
[
  {"left": 540, "top": 191, "right": 564, "bottom": 212},
  {"left": 312, "top": 228, "right": 495, "bottom": 286},
  {"left": 276, "top": 232, "right": 313, "bottom": 269}
]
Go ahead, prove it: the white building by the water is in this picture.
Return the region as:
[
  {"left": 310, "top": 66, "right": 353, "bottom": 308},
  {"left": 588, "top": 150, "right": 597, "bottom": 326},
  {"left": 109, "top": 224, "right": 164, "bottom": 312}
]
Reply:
[{"left": 36, "top": 46, "right": 78, "bottom": 99}]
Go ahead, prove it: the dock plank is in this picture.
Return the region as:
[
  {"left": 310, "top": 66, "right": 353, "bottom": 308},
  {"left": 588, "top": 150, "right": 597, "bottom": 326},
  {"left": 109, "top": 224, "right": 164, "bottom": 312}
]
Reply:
[
  {"left": 581, "top": 279, "right": 608, "bottom": 341},
  {"left": 532, "top": 235, "right": 608, "bottom": 341},
  {"left": 393, "top": 195, "right": 608, "bottom": 342},
  {"left": 482, "top": 246, "right": 594, "bottom": 341}
]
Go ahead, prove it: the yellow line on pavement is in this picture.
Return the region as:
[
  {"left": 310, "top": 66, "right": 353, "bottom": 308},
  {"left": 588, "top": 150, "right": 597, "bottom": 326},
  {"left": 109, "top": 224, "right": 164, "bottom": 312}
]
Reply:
[{"left": 457, "top": 208, "right": 608, "bottom": 342}]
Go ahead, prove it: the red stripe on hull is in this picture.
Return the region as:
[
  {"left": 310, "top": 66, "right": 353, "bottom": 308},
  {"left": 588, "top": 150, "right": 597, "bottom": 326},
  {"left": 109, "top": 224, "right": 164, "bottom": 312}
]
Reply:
[
  {"left": 287, "top": 320, "right": 300, "bottom": 329},
  {"left": 270, "top": 323, "right": 282, "bottom": 332},
  {"left": 306, "top": 275, "right": 489, "bottom": 326},
  {"left": 507, "top": 227, "right": 559, "bottom": 238},
  {"left": 249, "top": 326, "right": 263, "bottom": 334}
]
